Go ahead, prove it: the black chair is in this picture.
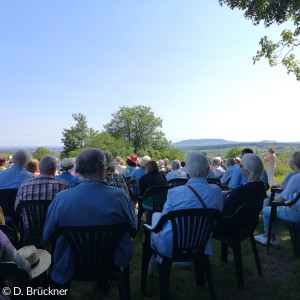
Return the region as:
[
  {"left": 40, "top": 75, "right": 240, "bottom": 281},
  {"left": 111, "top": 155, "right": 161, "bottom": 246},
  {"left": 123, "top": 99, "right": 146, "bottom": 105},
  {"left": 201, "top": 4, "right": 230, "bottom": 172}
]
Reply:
[
  {"left": 0, "top": 224, "right": 20, "bottom": 249},
  {"left": 213, "top": 202, "right": 263, "bottom": 289},
  {"left": 167, "top": 178, "right": 188, "bottom": 188},
  {"left": 137, "top": 185, "right": 171, "bottom": 230},
  {"left": 0, "top": 189, "right": 19, "bottom": 224},
  {"left": 128, "top": 179, "right": 140, "bottom": 205},
  {"left": 16, "top": 200, "right": 52, "bottom": 247},
  {"left": 54, "top": 223, "right": 136, "bottom": 300},
  {"left": 141, "top": 209, "right": 221, "bottom": 300},
  {"left": 207, "top": 178, "right": 221, "bottom": 187},
  {"left": 267, "top": 192, "right": 300, "bottom": 256},
  {"left": 0, "top": 262, "right": 30, "bottom": 295}
]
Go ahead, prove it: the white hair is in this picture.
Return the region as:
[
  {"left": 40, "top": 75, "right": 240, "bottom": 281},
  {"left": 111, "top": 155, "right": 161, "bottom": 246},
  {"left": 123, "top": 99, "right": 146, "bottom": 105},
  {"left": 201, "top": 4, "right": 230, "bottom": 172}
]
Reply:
[
  {"left": 171, "top": 159, "right": 181, "bottom": 170},
  {"left": 212, "top": 157, "right": 222, "bottom": 165},
  {"left": 39, "top": 155, "right": 58, "bottom": 174},
  {"left": 163, "top": 158, "right": 169, "bottom": 164},
  {"left": 12, "top": 150, "right": 31, "bottom": 167},
  {"left": 241, "top": 154, "right": 264, "bottom": 180},
  {"left": 226, "top": 158, "right": 235, "bottom": 166},
  {"left": 186, "top": 152, "right": 209, "bottom": 178}
]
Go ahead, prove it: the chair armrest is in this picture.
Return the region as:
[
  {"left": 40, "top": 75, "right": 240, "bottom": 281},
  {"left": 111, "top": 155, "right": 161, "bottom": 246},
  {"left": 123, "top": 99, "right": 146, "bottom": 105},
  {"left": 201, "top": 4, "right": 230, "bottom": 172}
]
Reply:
[
  {"left": 143, "top": 224, "right": 153, "bottom": 232},
  {"left": 271, "top": 192, "right": 300, "bottom": 207}
]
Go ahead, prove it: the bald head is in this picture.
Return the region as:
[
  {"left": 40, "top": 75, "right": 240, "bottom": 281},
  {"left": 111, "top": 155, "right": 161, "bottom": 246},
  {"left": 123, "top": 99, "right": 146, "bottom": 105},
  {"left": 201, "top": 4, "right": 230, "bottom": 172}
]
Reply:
[{"left": 75, "top": 148, "right": 106, "bottom": 179}]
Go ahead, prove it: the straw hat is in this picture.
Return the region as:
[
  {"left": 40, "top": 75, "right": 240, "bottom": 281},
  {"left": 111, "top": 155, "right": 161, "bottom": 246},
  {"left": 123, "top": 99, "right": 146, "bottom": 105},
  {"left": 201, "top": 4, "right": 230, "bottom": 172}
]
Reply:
[
  {"left": 18, "top": 245, "right": 51, "bottom": 278},
  {"left": 58, "top": 158, "right": 75, "bottom": 172}
]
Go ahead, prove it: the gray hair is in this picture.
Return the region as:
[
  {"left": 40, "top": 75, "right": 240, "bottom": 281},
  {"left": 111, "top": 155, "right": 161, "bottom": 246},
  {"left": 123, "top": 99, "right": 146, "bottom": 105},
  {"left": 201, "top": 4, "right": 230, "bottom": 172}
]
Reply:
[
  {"left": 12, "top": 150, "right": 31, "bottom": 167},
  {"left": 163, "top": 158, "right": 169, "bottom": 164},
  {"left": 76, "top": 148, "right": 106, "bottom": 177},
  {"left": 171, "top": 159, "right": 181, "bottom": 170},
  {"left": 226, "top": 158, "right": 235, "bottom": 166},
  {"left": 39, "top": 155, "right": 57, "bottom": 174},
  {"left": 241, "top": 154, "right": 264, "bottom": 180},
  {"left": 186, "top": 152, "right": 209, "bottom": 178},
  {"left": 212, "top": 157, "right": 221, "bottom": 165},
  {"left": 292, "top": 151, "right": 300, "bottom": 170}
]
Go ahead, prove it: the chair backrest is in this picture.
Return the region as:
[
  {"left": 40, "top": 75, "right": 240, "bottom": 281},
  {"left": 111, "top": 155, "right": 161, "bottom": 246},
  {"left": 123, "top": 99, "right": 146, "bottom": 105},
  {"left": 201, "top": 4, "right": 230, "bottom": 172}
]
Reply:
[
  {"left": 155, "top": 209, "right": 221, "bottom": 260},
  {"left": 17, "top": 200, "right": 52, "bottom": 236},
  {"left": 220, "top": 201, "right": 263, "bottom": 240},
  {"left": 206, "top": 178, "right": 221, "bottom": 187},
  {"left": 143, "top": 185, "right": 171, "bottom": 212},
  {"left": 55, "top": 223, "right": 135, "bottom": 280},
  {"left": 168, "top": 178, "right": 188, "bottom": 188},
  {"left": 0, "top": 189, "right": 19, "bottom": 223},
  {"left": 0, "top": 262, "right": 30, "bottom": 286},
  {"left": 129, "top": 179, "right": 140, "bottom": 195}
]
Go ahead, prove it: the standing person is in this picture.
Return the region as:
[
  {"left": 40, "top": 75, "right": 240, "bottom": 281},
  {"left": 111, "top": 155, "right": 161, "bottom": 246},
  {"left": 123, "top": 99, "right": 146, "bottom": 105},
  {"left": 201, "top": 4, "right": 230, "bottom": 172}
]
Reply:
[{"left": 262, "top": 147, "right": 276, "bottom": 187}]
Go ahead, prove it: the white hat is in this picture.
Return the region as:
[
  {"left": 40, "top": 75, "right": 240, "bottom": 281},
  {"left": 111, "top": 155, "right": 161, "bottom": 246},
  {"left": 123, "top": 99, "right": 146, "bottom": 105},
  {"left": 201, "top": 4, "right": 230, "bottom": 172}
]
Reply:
[
  {"left": 18, "top": 245, "right": 51, "bottom": 278},
  {"left": 59, "top": 158, "right": 75, "bottom": 172},
  {"left": 139, "top": 156, "right": 151, "bottom": 167}
]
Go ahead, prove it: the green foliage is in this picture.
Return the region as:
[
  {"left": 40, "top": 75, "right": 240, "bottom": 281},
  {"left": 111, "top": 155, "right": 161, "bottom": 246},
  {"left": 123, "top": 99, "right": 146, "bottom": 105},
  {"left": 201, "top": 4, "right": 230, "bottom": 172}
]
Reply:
[
  {"left": 225, "top": 147, "right": 241, "bottom": 159},
  {"left": 219, "top": 0, "right": 300, "bottom": 80},
  {"left": 61, "top": 113, "right": 92, "bottom": 158},
  {"left": 104, "top": 105, "right": 167, "bottom": 153},
  {"left": 86, "top": 132, "right": 134, "bottom": 159},
  {"left": 32, "top": 147, "right": 55, "bottom": 161}
]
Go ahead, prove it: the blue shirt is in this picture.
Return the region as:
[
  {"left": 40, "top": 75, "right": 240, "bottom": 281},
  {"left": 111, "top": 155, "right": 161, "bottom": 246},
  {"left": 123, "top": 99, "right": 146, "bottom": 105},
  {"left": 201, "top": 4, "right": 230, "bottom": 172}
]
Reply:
[
  {"left": 281, "top": 173, "right": 300, "bottom": 208},
  {"left": 220, "top": 165, "right": 238, "bottom": 185},
  {"left": 151, "top": 177, "right": 223, "bottom": 258},
  {"left": 130, "top": 168, "right": 146, "bottom": 180},
  {"left": 43, "top": 178, "right": 137, "bottom": 284},
  {"left": 0, "top": 165, "right": 35, "bottom": 189},
  {"left": 55, "top": 172, "right": 80, "bottom": 187},
  {"left": 229, "top": 166, "right": 268, "bottom": 189}
]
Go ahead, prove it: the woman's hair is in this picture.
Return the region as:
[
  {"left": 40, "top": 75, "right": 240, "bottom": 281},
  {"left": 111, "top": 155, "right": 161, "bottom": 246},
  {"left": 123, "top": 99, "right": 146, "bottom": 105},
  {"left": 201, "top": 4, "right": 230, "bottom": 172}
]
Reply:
[
  {"left": 26, "top": 158, "right": 39, "bottom": 173},
  {"left": 145, "top": 160, "right": 159, "bottom": 174},
  {"left": 0, "top": 157, "right": 6, "bottom": 166},
  {"left": 103, "top": 151, "right": 116, "bottom": 173},
  {"left": 268, "top": 147, "right": 275, "bottom": 154},
  {"left": 126, "top": 158, "right": 137, "bottom": 167},
  {"left": 241, "top": 154, "right": 264, "bottom": 180},
  {"left": 292, "top": 151, "right": 300, "bottom": 170},
  {"left": 186, "top": 152, "right": 209, "bottom": 177}
]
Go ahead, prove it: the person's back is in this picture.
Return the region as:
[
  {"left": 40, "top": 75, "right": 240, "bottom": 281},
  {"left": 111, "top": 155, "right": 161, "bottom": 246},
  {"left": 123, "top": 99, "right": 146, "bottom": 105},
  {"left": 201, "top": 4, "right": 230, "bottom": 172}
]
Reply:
[
  {"left": 0, "top": 150, "right": 34, "bottom": 190},
  {"left": 166, "top": 160, "right": 187, "bottom": 181},
  {"left": 43, "top": 148, "right": 137, "bottom": 285}
]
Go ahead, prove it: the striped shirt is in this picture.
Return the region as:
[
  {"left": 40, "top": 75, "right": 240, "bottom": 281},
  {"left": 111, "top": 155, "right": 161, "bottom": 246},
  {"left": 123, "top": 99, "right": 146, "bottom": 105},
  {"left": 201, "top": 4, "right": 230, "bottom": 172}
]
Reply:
[{"left": 15, "top": 174, "right": 70, "bottom": 227}]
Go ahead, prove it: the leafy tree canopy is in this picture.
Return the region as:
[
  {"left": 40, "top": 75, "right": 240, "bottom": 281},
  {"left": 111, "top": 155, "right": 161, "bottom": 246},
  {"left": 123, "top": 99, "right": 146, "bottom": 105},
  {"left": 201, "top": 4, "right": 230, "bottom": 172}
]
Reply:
[
  {"left": 61, "top": 113, "right": 92, "bottom": 158},
  {"left": 219, "top": 0, "right": 300, "bottom": 80},
  {"left": 104, "top": 105, "right": 167, "bottom": 153},
  {"left": 32, "top": 147, "right": 55, "bottom": 161},
  {"left": 225, "top": 147, "right": 241, "bottom": 159}
]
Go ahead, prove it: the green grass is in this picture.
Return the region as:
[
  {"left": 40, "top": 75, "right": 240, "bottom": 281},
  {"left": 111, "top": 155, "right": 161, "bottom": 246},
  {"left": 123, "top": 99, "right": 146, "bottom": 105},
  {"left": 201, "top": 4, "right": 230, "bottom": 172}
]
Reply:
[{"left": 68, "top": 217, "right": 300, "bottom": 300}]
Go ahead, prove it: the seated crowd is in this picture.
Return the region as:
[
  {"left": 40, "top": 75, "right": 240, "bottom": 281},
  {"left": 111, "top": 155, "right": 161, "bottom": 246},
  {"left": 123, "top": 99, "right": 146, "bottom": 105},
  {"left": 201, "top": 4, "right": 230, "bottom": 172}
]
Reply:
[{"left": 0, "top": 147, "right": 299, "bottom": 297}]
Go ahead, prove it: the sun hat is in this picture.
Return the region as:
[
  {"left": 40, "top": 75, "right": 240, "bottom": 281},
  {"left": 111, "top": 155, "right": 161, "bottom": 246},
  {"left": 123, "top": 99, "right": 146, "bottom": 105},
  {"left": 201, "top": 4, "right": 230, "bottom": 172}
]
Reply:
[
  {"left": 127, "top": 155, "right": 138, "bottom": 164},
  {"left": 18, "top": 245, "right": 51, "bottom": 278},
  {"left": 139, "top": 156, "right": 151, "bottom": 168},
  {"left": 58, "top": 158, "right": 75, "bottom": 172},
  {"left": 235, "top": 157, "right": 241, "bottom": 164}
]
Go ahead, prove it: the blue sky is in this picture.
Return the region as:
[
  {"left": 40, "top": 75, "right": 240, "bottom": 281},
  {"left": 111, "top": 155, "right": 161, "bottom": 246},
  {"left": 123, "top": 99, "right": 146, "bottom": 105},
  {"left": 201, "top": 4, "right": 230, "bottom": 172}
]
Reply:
[{"left": 0, "top": 1, "right": 299, "bottom": 146}]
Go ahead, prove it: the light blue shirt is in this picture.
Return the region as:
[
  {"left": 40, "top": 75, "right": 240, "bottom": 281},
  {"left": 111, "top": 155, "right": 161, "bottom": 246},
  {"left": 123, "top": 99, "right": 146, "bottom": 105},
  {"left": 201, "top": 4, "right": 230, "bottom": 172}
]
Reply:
[
  {"left": 43, "top": 179, "right": 137, "bottom": 284},
  {"left": 151, "top": 177, "right": 223, "bottom": 258},
  {"left": 166, "top": 169, "right": 187, "bottom": 181},
  {"left": 0, "top": 165, "right": 34, "bottom": 189},
  {"left": 220, "top": 165, "right": 238, "bottom": 185},
  {"left": 130, "top": 168, "right": 146, "bottom": 180},
  {"left": 281, "top": 173, "right": 300, "bottom": 208},
  {"left": 55, "top": 172, "right": 80, "bottom": 187}
]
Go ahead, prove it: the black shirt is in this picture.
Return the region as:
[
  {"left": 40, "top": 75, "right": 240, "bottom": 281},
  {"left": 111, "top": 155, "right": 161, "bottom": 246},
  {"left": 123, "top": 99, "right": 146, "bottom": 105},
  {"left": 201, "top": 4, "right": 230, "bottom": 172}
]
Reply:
[{"left": 139, "top": 172, "right": 168, "bottom": 196}]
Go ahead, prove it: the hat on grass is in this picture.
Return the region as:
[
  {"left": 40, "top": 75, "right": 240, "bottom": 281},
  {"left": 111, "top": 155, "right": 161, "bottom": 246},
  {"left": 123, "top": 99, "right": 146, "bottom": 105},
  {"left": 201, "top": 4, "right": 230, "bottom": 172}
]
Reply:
[{"left": 18, "top": 245, "right": 51, "bottom": 278}]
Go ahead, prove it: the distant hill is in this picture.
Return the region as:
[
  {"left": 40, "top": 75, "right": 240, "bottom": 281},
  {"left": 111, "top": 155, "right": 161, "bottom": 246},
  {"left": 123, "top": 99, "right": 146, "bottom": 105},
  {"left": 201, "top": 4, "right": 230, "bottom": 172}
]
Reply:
[{"left": 172, "top": 139, "right": 238, "bottom": 147}]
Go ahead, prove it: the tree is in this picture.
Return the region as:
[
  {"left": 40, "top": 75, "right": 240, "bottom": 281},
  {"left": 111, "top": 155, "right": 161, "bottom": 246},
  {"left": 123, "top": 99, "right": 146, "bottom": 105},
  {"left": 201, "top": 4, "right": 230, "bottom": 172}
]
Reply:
[
  {"left": 61, "top": 113, "right": 92, "bottom": 158},
  {"left": 104, "top": 105, "right": 167, "bottom": 153},
  {"left": 32, "top": 147, "right": 55, "bottom": 161},
  {"left": 219, "top": 0, "right": 300, "bottom": 80},
  {"left": 225, "top": 147, "right": 241, "bottom": 159}
]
